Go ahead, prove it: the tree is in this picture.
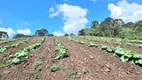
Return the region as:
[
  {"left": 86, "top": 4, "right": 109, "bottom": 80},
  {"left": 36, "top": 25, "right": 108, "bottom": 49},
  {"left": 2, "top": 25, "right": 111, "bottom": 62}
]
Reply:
[
  {"left": 113, "top": 19, "right": 125, "bottom": 36},
  {"left": 48, "top": 34, "right": 54, "bottom": 36},
  {"left": 0, "top": 31, "right": 9, "bottom": 39},
  {"left": 98, "top": 17, "right": 114, "bottom": 37},
  {"left": 35, "top": 29, "right": 48, "bottom": 36},
  {"left": 41, "top": 28, "right": 48, "bottom": 36},
  {"left": 78, "top": 29, "right": 86, "bottom": 36},
  {"left": 64, "top": 34, "right": 69, "bottom": 36},
  {"left": 13, "top": 34, "right": 27, "bottom": 38},
  {"left": 70, "top": 33, "right": 75, "bottom": 36},
  {"left": 91, "top": 21, "right": 99, "bottom": 29},
  {"left": 134, "top": 20, "right": 142, "bottom": 32},
  {"left": 86, "top": 28, "right": 101, "bottom": 36},
  {"left": 113, "top": 19, "right": 125, "bottom": 26},
  {"left": 123, "top": 22, "right": 134, "bottom": 28}
]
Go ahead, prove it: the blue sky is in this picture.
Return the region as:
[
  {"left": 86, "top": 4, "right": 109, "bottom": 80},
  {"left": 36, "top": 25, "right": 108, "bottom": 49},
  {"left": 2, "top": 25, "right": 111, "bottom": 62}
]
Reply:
[{"left": 0, "top": 0, "right": 142, "bottom": 37}]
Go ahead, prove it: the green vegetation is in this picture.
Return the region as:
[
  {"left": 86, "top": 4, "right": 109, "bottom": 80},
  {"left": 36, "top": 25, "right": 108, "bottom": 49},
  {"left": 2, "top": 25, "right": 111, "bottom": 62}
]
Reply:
[
  {"left": 67, "top": 37, "right": 142, "bottom": 65},
  {"left": 78, "top": 17, "right": 142, "bottom": 40},
  {"left": 35, "top": 28, "right": 48, "bottom": 36},
  {"left": 32, "top": 61, "right": 43, "bottom": 67},
  {"left": 55, "top": 38, "right": 68, "bottom": 60},
  {"left": 49, "top": 64, "right": 62, "bottom": 72},
  {"left": 0, "top": 70, "right": 11, "bottom": 78},
  {"left": 81, "top": 36, "right": 142, "bottom": 48},
  {"left": 0, "top": 38, "right": 30, "bottom": 53},
  {"left": 49, "top": 64, "right": 77, "bottom": 79},
  {"left": 0, "top": 31, "right": 9, "bottom": 39},
  {"left": 13, "top": 33, "right": 31, "bottom": 38},
  {"left": 63, "top": 67, "right": 77, "bottom": 79},
  {"left": 0, "top": 63, "right": 5, "bottom": 68},
  {"left": 32, "top": 70, "right": 40, "bottom": 79},
  {"left": 0, "top": 38, "right": 19, "bottom": 45},
  {"left": 7, "top": 37, "right": 46, "bottom": 66}
]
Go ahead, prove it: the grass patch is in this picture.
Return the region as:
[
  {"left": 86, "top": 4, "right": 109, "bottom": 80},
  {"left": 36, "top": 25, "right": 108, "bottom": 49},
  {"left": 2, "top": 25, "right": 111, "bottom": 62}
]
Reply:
[
  {"left": 63, "top": 67, "right": 77, "bottom": 79},
  {"left": 49, "top": 64, "right": 77, "bottom": 79},
  {"left": 32, "top": 61, "right": 42, "bottom": 67},
  {"left": 3, "top": 70, "right": 11, "bottom": 74},
  {"left": 0, "top": 63, "right": 5, "bottom": 68},
  {"left": 49, "top": 64, "right": 61, "bottom": 72},
  {"left": 32, "top": 69, "right": 42, "bottom": 79},
  {"left": 0, "top": 70, "right": 11, "bottom": 78}
]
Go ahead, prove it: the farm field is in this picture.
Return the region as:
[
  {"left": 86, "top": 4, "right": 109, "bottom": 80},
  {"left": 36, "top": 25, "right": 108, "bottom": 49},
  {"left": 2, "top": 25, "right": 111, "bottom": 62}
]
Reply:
[{"left": 0, "top": 36, "right": 142, "bottom": 80}]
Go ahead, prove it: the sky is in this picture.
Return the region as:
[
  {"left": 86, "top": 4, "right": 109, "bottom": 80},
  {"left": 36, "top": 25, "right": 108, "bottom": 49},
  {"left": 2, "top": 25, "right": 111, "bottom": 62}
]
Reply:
[{"left": 0, "top": 0, "right": 142, "bottom": 37}]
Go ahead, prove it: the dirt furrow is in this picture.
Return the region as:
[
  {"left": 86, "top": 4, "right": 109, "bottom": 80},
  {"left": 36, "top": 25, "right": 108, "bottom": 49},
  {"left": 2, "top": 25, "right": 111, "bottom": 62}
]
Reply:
[
  {"left": 1, "top": 37, "right": 67, "bottom": 80},
  {"left": 38, "top": 37, "right": 68, "bottom": 80},
  {"left": 58, "top": 37, "right": 142, "bottom": 80}
]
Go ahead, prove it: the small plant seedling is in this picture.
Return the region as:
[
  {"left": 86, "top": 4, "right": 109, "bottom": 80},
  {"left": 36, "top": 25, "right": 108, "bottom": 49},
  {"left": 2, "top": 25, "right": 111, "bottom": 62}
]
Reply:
[
  {"left": 63, "top": 67, "right": 77, "bottom": 79},
  {"left": 0, "top": 63, "right": 5, "bottom": 68},
  {"left": 49, "top": 64, "right": 61, "bottom": 72},
  {"left": 3, "top": 70, "right": 11, "bottom": 74},
  {"left": 32, "top": 70, "right": 40, "bottom": 79},
  {"left": 32, "top": 61, "right": 42, "bottom": 67}
]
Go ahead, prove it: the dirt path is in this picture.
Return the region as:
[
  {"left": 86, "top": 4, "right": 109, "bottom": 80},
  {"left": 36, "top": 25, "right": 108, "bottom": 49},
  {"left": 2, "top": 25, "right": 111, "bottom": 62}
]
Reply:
[
  {"left": 77, "top": 37, "right": 142, "bottom": 54},
  {"left": 0, "top": 37, "right": 42, "bottom": 65},
  {"left": 1, "top": 37, "right": 68, "bottom": 80},
  {"left": 58, "top": 37, "right": 142, "bottom": 80}
]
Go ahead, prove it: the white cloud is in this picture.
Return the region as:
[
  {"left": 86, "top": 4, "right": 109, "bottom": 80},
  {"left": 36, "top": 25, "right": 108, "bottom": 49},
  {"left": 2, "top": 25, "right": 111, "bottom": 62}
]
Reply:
[
  {"left": 0, "top": 19, "right": 2, "bottom": 24},
  {"left": 49, "top": 12, "right": 59, "bottom": 18},
  {"left": 53, "top": 31, "right": 64, "bottom": 36},
  {"left": 0, "top": 28, "right": 16, "bottom": 38},
  {"left": 49, "top": 8, "right": 55, "bottom": 12},
  {"left": 90, "top": 0, "right": 97, "bottom": 3},
  {"left": 0, "top": 28, "right": 31, "bottom": 38},
  {"left": 17, "top": 28, "right": 31, "bottom": 35},
  {"left": 108, "top": 0, "right": 142, "bottom": 22},
  {"left": 49, "top": 3, "right": 88, "bottom": 34}
]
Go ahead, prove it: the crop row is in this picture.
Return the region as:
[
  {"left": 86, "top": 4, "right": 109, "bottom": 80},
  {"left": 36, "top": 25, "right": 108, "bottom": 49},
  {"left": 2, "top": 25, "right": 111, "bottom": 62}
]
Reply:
[
  {"left": 0, "top": 39, "right": 19, "bottom": 45},
  {"left": 55, "top": 38, "right": 68, "bottom": 60},
  {"left": 67, "top": 37, "right": 142, "bottom": 65},
  {"left": 81, "top": 36, "right": 142, "bottom": 48},
  {"left": 6, "top": 37, "right": 46, "bottom": 66},
  {"left": 81, "top": 36, "right": 142, "bottom": 43},
  {"left": 0, "top": 38, "right": 30, "bottom": 53}
]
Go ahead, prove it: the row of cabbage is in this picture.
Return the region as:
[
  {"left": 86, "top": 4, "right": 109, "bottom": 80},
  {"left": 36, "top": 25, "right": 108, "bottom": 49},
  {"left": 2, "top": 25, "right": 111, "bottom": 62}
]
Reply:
[
  {"left": 55, "top": 38, "right": 68, "bottom": 60},
  {"left": 67, "top": 37, "right": 142, "bottom": 65},
  {"left": 0, "top": 39, "right": 19, "bottom": 45},
  {"left": 81, "top": 36, "right": 142, "bottom": 48},
  {"left": 7, "top": 37, "right": 46, "bottom": 66},
  {"left": 0, "top": 38, "right": 30, "bottom": 53}
]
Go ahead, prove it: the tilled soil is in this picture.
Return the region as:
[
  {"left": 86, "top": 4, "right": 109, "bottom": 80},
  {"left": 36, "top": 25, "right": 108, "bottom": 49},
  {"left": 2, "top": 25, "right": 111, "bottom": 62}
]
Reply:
[
  {"left": 0, "top": 38, "right": 26, "bottom": 47},
  {"left": 76, "top": 37, "right": 142, "bottom": 54},
  {"left": 1, "top": 37, "right": 68, "bottom": 80},
  {"left": 0, "top": 37, "right": 142, "bottom": 80},
  {"left": 58, "top": 37, "right": 142, "bottom": 80},
  {"left": 0, "top": 37, "right": 41, "bottom": 65}
]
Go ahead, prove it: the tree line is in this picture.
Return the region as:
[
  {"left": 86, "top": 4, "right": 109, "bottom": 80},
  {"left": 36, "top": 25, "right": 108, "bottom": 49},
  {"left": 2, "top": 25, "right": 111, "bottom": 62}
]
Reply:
[
  {"left": 14, "top": 28, "right": 52, "bottom": 38},
  {"left": 78, "top": 17, "right": 142, "bottom": 40}
]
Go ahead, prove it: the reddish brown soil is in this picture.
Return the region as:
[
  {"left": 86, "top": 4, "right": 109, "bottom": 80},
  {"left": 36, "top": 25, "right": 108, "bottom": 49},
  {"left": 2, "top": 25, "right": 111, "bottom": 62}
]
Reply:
[
  {"left": 58, "top": 37, "right": 142, "bottom": 80},
  {"left": 77, "top": 37, "right": 142, "bottom": 54},
  {"left": 0, "top": 38, "right": 26, "bottom": 47},
  {"left": 0, "top": 37, "right": 68, "bottom": 80},
  {"left": 0, "top": 37, "right": 41, "bottom": 64},
  {"left": 0, "top": 37, "right": 142, "bottom": 80}
]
